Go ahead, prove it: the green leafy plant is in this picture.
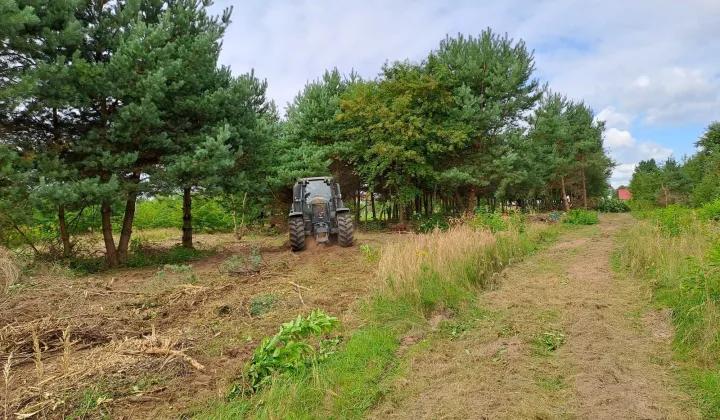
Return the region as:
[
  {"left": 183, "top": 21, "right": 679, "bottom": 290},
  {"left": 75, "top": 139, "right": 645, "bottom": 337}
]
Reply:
[
  {"left": 563, "top": 209, "right": 599, "bottom": 225},
  {"left": 416, "top": 214, "right": 450, "bottom": 233},
  {"left": 597, "top": 198, "right": 630, "bottom": 213},
  {"left": 239, "top": 310, "right": 340, "bottom": 394},
  {"left": 533, "top": 330, "right": 566, "bottom": 353},
  {"left": 249, "top": 294, "right": 280, "bottom": 317},
  {"left": 359, "top": 244, "right": 380, "bottom": 263}
]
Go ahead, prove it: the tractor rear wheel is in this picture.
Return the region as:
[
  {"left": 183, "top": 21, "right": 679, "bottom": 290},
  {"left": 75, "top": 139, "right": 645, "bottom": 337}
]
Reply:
[
  {"left": 337, "top": 213, "right": 354, "bottom": 247},
  {"left": 289, "top": 217, "right": 305, "bottom": 252}
]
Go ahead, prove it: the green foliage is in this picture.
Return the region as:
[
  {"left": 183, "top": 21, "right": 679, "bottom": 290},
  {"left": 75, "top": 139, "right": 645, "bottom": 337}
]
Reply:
[
  {"left": 467, "top": 207, "right": 524, "bottom": 232},
  {"left": 597, "top": 198, "right": 630, "bottom": 213},
  {"left": 699, "top": 199, "right": 720, "bottom": 221},
  {"left": 532, "top": 330, "right": 566, "bottom": 354},
  {"left": 563, "top": 209, "right": 599, "bottom": 225},
  {"left": 249, "top": 294, "right": 280, "bottom": 317},
  {"left": 415, "top": 214, "right": 450, "bottom": 233},
  {"left": 359, "top": 244, "right": 381, "bottom": 263},
  {"left": 635, "top": 205, "right": 695, "bottom": 236},
  {"left": 240, "top": 310, "right": 340, "bottom": 393}
]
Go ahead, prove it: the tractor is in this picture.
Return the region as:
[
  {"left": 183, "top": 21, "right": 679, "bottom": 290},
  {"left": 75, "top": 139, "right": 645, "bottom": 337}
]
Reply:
[{"left": 288, "top": 177, "right": 354, "bottom": 251}]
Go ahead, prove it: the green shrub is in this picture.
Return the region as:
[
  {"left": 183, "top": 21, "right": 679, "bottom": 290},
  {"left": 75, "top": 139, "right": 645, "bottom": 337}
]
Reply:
[
  {"left": 597, "top": 198, "right": 630, "bottom": 213},
  {"left": 699, "top": 199, "right": 720, "bottom": 221},
  {"left": 563, "top": 209, "right": 599, "bottom": 225},
  {"left": 415, "top": 214, "right": 450, "bottom": 233},
  {"left": 237, "top": 310, "right": 340, "bottom": 394}
]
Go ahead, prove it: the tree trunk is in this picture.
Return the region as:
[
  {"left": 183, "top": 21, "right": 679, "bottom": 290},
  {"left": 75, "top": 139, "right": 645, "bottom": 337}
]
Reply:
[
  {"left": 371, "top": 192, "right": 376, "bottom": 220},
  {"left": 101, "top": 201, "right": 118, "bottom": 267},
  {"left": 58, "top": 205, "right": 71, "bottom": 256},
  {"left": 580, "top": 155, "right": 588, "bottom": 210},
  {"left": 398, "top": 200, "right": 405, "bottom": 226},
  {"left": 116, "top": 190, "right": 138, "bottom": 263},
  {"left": 355, "top": 189, "right": 361, "bottom": 222},
  {"left": 467, "top": 186, "right": 477, "bottom": 214},
  {"left": 182, "top": 187, "right": 193, "bottom": 248},
  {"left": 560, "top": 176, "right": 570, "bottom": 212}
]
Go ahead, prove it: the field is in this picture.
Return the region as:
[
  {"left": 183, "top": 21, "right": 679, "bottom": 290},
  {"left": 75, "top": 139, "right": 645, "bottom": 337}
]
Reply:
[{"left": 2, "top": 211, "right": 717, "bottom": 419}]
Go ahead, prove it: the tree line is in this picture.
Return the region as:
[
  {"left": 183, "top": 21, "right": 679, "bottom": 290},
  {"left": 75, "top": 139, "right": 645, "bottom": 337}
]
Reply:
[
  {"left": 628, "top": 121, "right": 720, "bottom": 207},
  {"left": 1, "top": 0, "right": 614, "bottom": 266}
]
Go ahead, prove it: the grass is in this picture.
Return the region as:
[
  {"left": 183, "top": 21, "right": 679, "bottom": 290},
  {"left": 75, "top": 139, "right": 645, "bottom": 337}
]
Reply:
[
  {"left": 618, "top": 211, "right": 720, "bottom": 417},
  {"left": 195, "top": 222, "right": 557, "bottom": 419},
  {"left": 563, "top": 209, "right": 599, "bottom": 225}
]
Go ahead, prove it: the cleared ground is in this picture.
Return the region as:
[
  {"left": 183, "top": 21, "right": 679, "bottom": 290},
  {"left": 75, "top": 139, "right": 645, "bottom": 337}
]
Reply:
[{"left": 0, "top": 215, "right": 699, "bottom": 419}]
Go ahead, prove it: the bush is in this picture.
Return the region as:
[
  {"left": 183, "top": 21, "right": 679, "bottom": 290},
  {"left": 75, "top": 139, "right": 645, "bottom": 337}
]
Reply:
[
  {"left": 467, "top": 207, "right": 525, "bottom": 233},
  {"left": 415, "top": 214, "right": 450, "bottom": 233},
  {"left": 638, "top": 205, "right": 696, "bottom": 236},
  {"left": 563, "top": 209, "right": 599, "bottom": 225},
  {"left": 597, "top": 198, "right": 630, "bottom": 213},
  {"left": 699, "top": 199, "right": 720, "bottom": 221}
]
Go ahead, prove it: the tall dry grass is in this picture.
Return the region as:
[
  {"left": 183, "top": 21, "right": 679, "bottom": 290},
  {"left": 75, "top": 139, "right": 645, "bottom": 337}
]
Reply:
[
  {"left": 0, "top": 247, "right": 20, "bottom": 293},
  {"left": 618, "top": 217, "right": 720, "bottom": 416},
  {"left": 377, "top": 224, "right": 550, "bottom": 317}
]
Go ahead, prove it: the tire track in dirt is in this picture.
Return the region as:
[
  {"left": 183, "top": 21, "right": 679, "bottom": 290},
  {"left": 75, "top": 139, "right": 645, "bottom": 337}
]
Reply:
[{"left": 371, "top": 214, "right": 699, "bottom": 419}]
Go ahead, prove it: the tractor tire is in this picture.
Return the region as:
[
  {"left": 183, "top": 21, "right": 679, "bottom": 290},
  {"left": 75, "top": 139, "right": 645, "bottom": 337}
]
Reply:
[
  {"left": 337, "top": 213, "right": 354, "bottom": 247},
  {"left": 289, "top": 217, "right": 306, "bottom": 252}
]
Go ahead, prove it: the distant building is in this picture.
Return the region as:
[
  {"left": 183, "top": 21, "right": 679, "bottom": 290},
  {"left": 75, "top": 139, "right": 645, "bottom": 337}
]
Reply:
[{"left": 618, "top": 188, "right": 632, "bottom": 200}]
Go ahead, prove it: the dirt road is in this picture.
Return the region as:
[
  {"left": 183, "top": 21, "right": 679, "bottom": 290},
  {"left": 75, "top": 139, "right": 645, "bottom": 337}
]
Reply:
[{"left": 372, "top": 214, "right": 699, "bottom": 419}]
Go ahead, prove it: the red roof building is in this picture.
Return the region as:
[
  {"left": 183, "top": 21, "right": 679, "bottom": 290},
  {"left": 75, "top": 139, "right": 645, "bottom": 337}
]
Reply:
[{"left": 618, "top": 188, "right": 632, "bottom": 200}]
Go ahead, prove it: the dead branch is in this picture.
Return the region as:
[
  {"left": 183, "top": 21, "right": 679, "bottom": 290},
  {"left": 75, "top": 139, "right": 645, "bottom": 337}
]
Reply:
[{"left": 138, "top": 348, "right": 205, "bottom": 370}]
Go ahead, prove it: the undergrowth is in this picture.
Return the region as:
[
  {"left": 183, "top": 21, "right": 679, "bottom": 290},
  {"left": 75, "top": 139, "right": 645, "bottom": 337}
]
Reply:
[
  {"left": 618, "top": 210, "right": 720, "bottom": 417},
  {"left": 563, "top": 209, "right": 599, "bottom": 225},
  {"left": 195, "top": 221, "right": 557, "bottom": 419}
]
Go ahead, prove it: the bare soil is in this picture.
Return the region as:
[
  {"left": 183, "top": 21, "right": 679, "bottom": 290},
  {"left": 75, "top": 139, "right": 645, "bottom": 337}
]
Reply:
[
  {"left": 0, "top": 230, "right": 392, "bottom": 419},
  {"left": 371, "top": 214, "right": 699, "bottom": 420}
]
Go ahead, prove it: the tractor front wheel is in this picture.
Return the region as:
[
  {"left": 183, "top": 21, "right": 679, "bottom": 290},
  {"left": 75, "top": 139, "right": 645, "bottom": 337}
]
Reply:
[
  {"left": 289, "top": 217, "right": 305, "bottom": 252},
  {"left": 337, "top": 213, "right": 354, "bottom": 247}
]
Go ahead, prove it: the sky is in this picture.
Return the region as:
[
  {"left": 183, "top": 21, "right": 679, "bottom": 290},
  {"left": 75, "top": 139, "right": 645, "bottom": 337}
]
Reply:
[{"left": 210, "top": 0, "right": 720, "bottom": 187}]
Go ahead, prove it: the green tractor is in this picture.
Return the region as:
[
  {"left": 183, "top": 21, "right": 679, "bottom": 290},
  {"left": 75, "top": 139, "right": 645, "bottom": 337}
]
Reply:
[{"left": 288, "top": 177, "right": 354, "bottom": 251}]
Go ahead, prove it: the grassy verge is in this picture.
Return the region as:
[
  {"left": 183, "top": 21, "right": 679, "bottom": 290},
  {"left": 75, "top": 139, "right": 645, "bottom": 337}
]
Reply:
[
  {"left": 194, "top": 223, "right": 556, "bottom": 419},
  {"left": 618, "top": 209, "right": 720, "bottom": 417}
]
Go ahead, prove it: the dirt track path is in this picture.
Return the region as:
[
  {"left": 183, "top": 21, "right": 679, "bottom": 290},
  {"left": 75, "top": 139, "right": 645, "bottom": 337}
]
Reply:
[{"left": 372, "top": 214, "right": 699, "bottom": 419}]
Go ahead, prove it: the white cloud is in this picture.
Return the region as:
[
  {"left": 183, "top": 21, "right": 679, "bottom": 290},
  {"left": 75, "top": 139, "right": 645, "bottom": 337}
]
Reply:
[
  {"left": 603, "top": 128, "right": 673, "bottom": 186},
  {"left": 611, "top": 163, "right": 637, "bottom": 187},
  {"left": 604, "top": 128, "right": 636, "bottom": 148},
  {"left": 211, "top": 0, "right": 720, "bottom": 119},
  {"left": 596, "top": 107, "right": 633, "bottom": 129}
]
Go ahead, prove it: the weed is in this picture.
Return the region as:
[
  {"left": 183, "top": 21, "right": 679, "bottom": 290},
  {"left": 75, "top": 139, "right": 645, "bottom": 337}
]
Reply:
[
  {"left": 249, "top": 294, "right": 280, "bottom": 317},
  {"left": 234, "top": 309, "right": 340, "bottom": 394},
  {"left": 131, "top": 377, "right": 163, "bottom": 394},
  {"left": 67, "top": 382, "right": 113, "bottom": 419},
  {"left": 533, "top": 330, "right": 566, "bottom": 354},
  {"left": 563, "top": 209, "right": 599, "bottom": 225},
  {"left": 32, "top": 329, "right": 43, "bottom": 379},
  {"left": 164, "top": 264, "right": 193, "bottom": 273},
  {"left": 536, "top": 376, "right": 566, "bottom": 391},
  {"left": 359, "top": 244, "right": 381, "bottom": 263},
  {"left": 3, "top": 352, "right": 12, "bottom": 420}
]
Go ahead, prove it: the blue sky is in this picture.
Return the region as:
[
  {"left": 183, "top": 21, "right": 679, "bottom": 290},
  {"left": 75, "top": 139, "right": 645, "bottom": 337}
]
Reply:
[{"left": 210, "top": 0, "right": 720, "bottom": 187}]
